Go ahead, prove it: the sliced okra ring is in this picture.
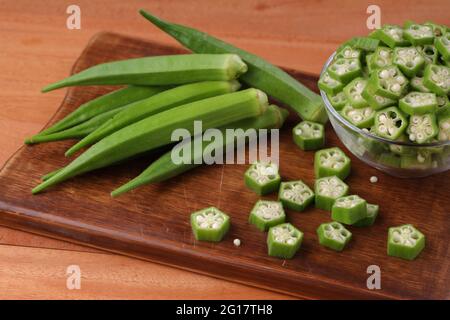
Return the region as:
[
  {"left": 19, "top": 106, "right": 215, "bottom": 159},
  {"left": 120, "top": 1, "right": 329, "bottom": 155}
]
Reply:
[
  {"left": 416, "top": 44, "right": 439, "bottom": 65},
  {"left": 190, "top": 207, "right": 230, "bottom": 242},
  {"left": 278, "top": 180, "right": 315, "bottom": 212},
  {"left": 403, "top": 23, "right": 434, "bottom": 45},
  {"left": 318, "top": 71, "right": 344, "bottom": 95},
  {"left": 314, "top": 176, "right": 349, "bottom": 211},
  {"left": 423, "top": 64, "right": 450, "bottom": 95},
  {"left": 341, "top": 105, "right": 375, "bottom": 129},
  {"left": 334, "top": 46, "right": 362, "bottom": 60},
  {"left": 332, "top": 195, "right": 367, "bottom": 225},
  {"left": 361, "top": 83, "right": 396, "bottom": 110},
  {"left": 353, "top": 204, "right": 379, "bottom": 227},
  {"left": 376, "top": 25, "right": 410, "bottom": 48},
  {"left": 267, "top": 223, "right": 303, "bottom": 259},
  {"left": 399, "top": 91, "right": 437, "bottom": 115},
  {"left": 314, "top": 147, "right": 351, "bottom": 180},
  {"left": 327, "top": 91, "right": 348, "bottom": 110},
  {"left": 434, "top": 33, "right": 450, "bottom": 61},
  {"left": 436, "top": 95, "right": 450, "bottom": 116},
  {"left": 424, "top": 22, "right": 447, "bottom": 37},
  {"left": 369, "top": 47, "right": 393, "bottom": 70},
  {"left": 393, "top": 47, "right": 425, "bottom": 78},
  {"left": 317, "top": 222, "right": 352, "bottom": 251},
  {"left": 327, "top": 58, "right": 362, "bottom": 84},
  {"left": 244, "top": 161, "right": 281, "bottom": 195},
  {"left": 388, "top": 224, "right": 425, "bottom": 260},
  {"left": 249, "top": 200, "right": 286, "bottom": 232},
  {"left": 407, "top": 113, "right": 438, "bottom": 144},
  {"left": 438, "top": 115, "right": 450, "bottom": 141},
  {"left": 352, "top": 36, "right": 380, "bottom": 52},
  {"left": 410, "top": 76, "right": 431, "bottom": 93},
  {"left": 343, "top": 77, "right": 368, "bottom": 108},
  {"left": 369, "top": 66, "right": 408, "bottom": 99},
  {"left": 374, "top": 107, "right": 408, "bottom": 140},
  {"left": 292, "top": 121, "right": 325, "bottom": 151}
]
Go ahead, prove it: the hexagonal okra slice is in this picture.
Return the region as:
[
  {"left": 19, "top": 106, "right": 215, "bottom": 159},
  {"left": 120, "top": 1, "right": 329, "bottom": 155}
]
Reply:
[
  {"left": 387, "top": 224, "right": 425, "bottom": 260},
  {"left": 374, "top": 107, "right": 408, "bottom": 140},
  {"left": 317, "top": 221, "right": 352, "bottom": 251},
  {"left": 292, "top": 121, "right": 325, "bottom": 151},
  {"left": 341, "top": 105, "right": 375, "bottom": 129},
  {"left": 376, "top": 25, "right": 410, "bottom": 48},
  {"left": 407, "top": 113, "right": 438, "bottom": 144},
  {"left": 369, "top": 66, "right": 409, "bottom": 99},
  {"left": 249, "top": 200, "right": 286, "bottom": 232},
  {"left": 244, "top": 161, "right": 281, "bottom": 195},
  {"left": 332, "top": 195, "right": 367, "bottom": 225},
  {"left": 190, "top": 207, "right": 230, "bottom": 242},
  {"left": 314, "top": 176, "right": 349, "bottom": 211},
  {"left": 368, "top": 47, "right": 393, "bottom": 70},
  {"left": 361, "top": 83, "right": 396, "bottom": 110},
  {"left": 393, "top": 47, "right": 425, "bottom": 78},
  {"left": 399, "top": 91, "right": 437, "bottom": 115},
  {"left": 343, "top": 77, "right": 368, "bottom": 108},
  {"left": 403, "top": 23, "right": 434, "bottom": 45},
  {"left": 410, "top": 76, "right": 431, "bottom": 93},
  {"left": 327, "top": 91, "right": 348, "bottom": 110},
  {"left": 416, "top": 44, "right": 439, "bottom": 64},
  {"left": 353, "top": 204, "right": 379, "bottom": 227},
  {"left": 423, "top": 64, "right": 450, "bottom": 95},
  {"left": 435, "top": 32, "right": 450, "bottom": 61},
  {"left": 314, "top": 147, "right": 351, "bottom": 180},
  {"left": 278, "top": 180, "right": 314, "bottom": 212},
  {"left": 334, "top": 46, "right": 362, "bottom": 60},
  {"left": 267, "top": 223, "right": 303, "bottom": 259},
  {"left": 438, "top": 114, "right": 450, "bottom": 141},
  {"left": 327, "top": 58, "right": 362, "bottom": 84},
  {"left": 318, "top": 71, "right": 344, "bottom": 95}
]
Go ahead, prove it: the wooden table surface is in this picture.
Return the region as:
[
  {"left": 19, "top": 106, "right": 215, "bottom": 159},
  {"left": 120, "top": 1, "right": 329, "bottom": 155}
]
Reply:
[{"left": 0, "top": 0, "right": 448, "bottom": 300}]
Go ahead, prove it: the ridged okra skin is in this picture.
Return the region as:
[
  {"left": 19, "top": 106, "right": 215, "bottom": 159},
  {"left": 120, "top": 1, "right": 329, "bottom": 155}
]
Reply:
[
  {"left": 140, "top": 10, "right": 328, "bottom": 124},
  {"left": 249, "top": 200, "right": 285, "bottom": 232},
  {"left": 314, "top": 176, "right": 349, "bottom": 211},
  {"left": 292, "top": 121, "right": 325, "bottom": 151},
  {"left": 278, "top": 180, "right": 314, "bottom": 212},
  {"left": 244, "top": 162, "right": 281, "bottom": 195},
  {"left": 387, "top": 224, "right": 425, "bottom": 260},
  {"left": 331, "top": 195, "right": 367, "bottom": 225},
  {"left": 353, "top": 204, "right": 379, "bottom": 227},
  {"left": 32, "top": 88, "right": 268, "bottom": 194},
  {"left": 317, "top": 222, "right": 352, "bottom": 251},
  {"left": 267, "top": 223, "right": 303, "bottom": 259},
  {"left": 191, "top": 207, "right": 230, "bottom": 242},
  {"left": 42, "top": 54, "right": 247, "bottom": 92},
  {"left": 65, "top": 80, "right": 241, "bottom": 156}
]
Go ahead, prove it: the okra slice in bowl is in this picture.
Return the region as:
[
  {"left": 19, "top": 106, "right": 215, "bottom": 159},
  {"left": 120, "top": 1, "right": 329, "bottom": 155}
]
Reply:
[
  {"left": 317, "top": 222, "right": 352, "bottom": 252},
  {"left": 314, "top": 147, "right": 351, "bottom": 180},
  {"left": 403, "top": 23, "right": 434, "bottom": 46},
  {"left": 292, "top": 121, "right": 325, "bottom": 151},
  {"left": 318, "top": 71, "right": 344, "bottom": 95},
  {"left": 267, "top": 223, "right": 303, "bottom": 259},
  {"left": 387, "top": 224, "right": 425, "bottom": 260},
  {"left": 399, "top": 92, "right": 438, "bottom": 115},
  {"left": 190, "top": 207, "right": 230, "bottom": 242},
  {"left": 314, "top": 176, "right": 349, "bottom": 211},
  {"left": 393, "top": 47, "right": 425, "bottom": 78},
  {"left": 376, "top": 25, "right": 410, "bottom": 48},
  {"left": 341, "top": 105, "right": 375, "bottom": 129},
  {"left": 410, "top": 76, "right": 431, "bottom": 93},
  {"left": 434, "top": 32, "right": 450, "bottom": 61},
  {"left": 327, "top": 91, "right": 348, "bottom": 111},
  {"left": 331, "top": 195, "right": 367, "bottom": 225},
  {"left": 373, "top": 107, "right": 408, "bottom": 140},
  {"left": 368, "top": 47, "right": 393, "bottom": 70},
  {"left": 407, "top": 113, "right": 439, "bottom": 144},
  {"left": 368, "top": 66, "right": 409, "bottom": 99},
  {"left": 362, "top": 82, "right": 396, "bottom": 110},
  {"left": 423, "top": 64, "right": 450, "bottom": 95},
  {"left": 244, "top": 161, "right": 281, "bottom": 195},
  {"left": 438, "top": 115, "right": 450, "bottom": 141},
  {"left": 278, "top": 180, "right": 315, "bottom": 212},
  {"left": 343, "top": 77, "right": 369, "bottom": 108},
  {"left": 249, "top": 200, "right": 285, "bottom": 232},
  {"left": 327, "top": 58, "right": 362, "bottom": 84},
  {"left": 417, "top": 44, "right": 439, "bottom": 64},
  {"left": 353, "top": 203, "right": 379, "bottom": 227}
]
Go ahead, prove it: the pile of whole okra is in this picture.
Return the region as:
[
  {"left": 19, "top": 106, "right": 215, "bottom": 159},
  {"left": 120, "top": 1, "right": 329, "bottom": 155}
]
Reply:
[{"left": 28, "top": 11, "right": 448, "bottom": 261}]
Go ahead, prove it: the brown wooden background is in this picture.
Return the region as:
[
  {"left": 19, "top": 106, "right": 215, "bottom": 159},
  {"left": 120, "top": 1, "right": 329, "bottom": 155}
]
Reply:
[{"left": 0, "top": 0, "right": 448, "bottom": 299}]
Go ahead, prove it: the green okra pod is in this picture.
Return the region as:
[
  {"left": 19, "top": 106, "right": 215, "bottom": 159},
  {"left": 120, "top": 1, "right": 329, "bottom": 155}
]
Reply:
[
  {"left": 111, "top": 104, "right": 288, "bottom": 197},
  {"left": 32, "top": 88, "right": 268, "bottom": 194},
  {"left": 140, "top": 10, "right": 327, "bottom": 124},
  {"left": 41, "top": 54, "right": 247, "bottom": 92},
  {"left": 65, "top": 81, "right": 240, "bottom": 157}
]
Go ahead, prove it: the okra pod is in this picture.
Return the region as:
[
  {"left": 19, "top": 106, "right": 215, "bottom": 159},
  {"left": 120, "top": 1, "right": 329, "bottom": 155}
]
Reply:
[
  {"left": 140, "top": 10, "right": 327, "bottom": 123},
  {"left": 42, "top": 54, "right": 247, "bottom": 92},
  {"left": 32, "top": 88, "right": 268, "bottom": 194},
  {"left": 65, "top": 80, "right": 240, "bottom": 156}
]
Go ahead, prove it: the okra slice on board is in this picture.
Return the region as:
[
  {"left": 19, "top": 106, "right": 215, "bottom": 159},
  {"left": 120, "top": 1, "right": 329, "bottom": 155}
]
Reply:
[
  {"left": 244, "top": 161, "right": 281, "bottom": 195},
  {"left": 314, "top": 176, "right": 349, "bottom": 211},
  {"left": 410, "top": 77, "right": 431, "bottom": 93},
  {"left": 434, "top": 33, "right": 450, "bottom": 61},
  {"left": 332, "top": 195, "right": 367, "bottom": 225},
  {"left": 373, "top": 107, "right": 408, "bottom": 140},
  {"left": 361, "top": 83, "right": 396, "bottom": 110},
  {"left": 343, "top": 77, "right": 368, "bottom": 108},
  {"left": 368, "top": 47, "right": 393, "bottom": 70},
  {"left": 399, "top": 91, "right": 437, "bottom": 115},
  {"left": 423, "top": 64, "right": 450, "bottom": 95},
  {"left": 387, "top": 224, "right": 425, "bottom": 260},
  {"left": 267, "top": 223, "right": 303, "bottom": 259},
  {"left": 32, "top": 88, "right": 268, "bottom": 194},
  {"left": 278, "top": 180, "right": 314, "bottom": 212},
  {"left": 314, "top": 147, "right": 351, "bottom": 180},
  {"left": 292, "top": 121, "right": 325, "bottom": 151},
  {"left": 140, "top": 10, "right": 328, "bottom": 124},
  {"left": 353, "top": 204, "right": 379, "bottom": 227},
  {"left": 318, "top": 71, "right": 344, "bottom": 95},
  {"left": 317, "top": 222, "right": 352, "bottom": 252},
  {"left": 341, "top": 105, "right": 375, "bottom": 129},
  {"left": 368, "top": 66, "right": 409, "bottom": 99},
  {"left": 191, "top": 207, "right": 230, "bottom": 242},
  {"left": 42, "top": 54, "right": 248, "bottom": 92},
  {"left": 403, "top": 24, "right": 434, "bottom": 46},
  {"left": 416, "top": 45, "right": 439, "bottom": 65},
  {"left": 249, "top": 200, "right": 286, "bottom": 232},
  {"left": 393, "top": 47, "right": 425, "bottom": 78},
  {"left": 407, "top": 113, "right": 438, "bottom": 144},
  {"left": 327, "top": 58, "right": 362, "bottom": 84},
  {"left": 376, "top": 25, "right": 410, "bottom": 48}
]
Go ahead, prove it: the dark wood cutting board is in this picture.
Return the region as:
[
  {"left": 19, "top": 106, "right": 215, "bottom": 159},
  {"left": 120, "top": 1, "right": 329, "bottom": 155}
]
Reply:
[{"left": 0, "top": 32, "right": 448, "bottom": 299}]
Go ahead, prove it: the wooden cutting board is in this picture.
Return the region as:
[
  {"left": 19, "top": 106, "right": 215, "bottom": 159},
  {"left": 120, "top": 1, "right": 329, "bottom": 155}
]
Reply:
[{"left": 0, "top": 32, "right": 448, "bottom": 299}]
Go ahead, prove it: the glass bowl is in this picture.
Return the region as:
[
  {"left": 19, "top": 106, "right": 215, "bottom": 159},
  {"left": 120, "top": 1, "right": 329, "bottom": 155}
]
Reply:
[{"left": 320, "top": 53, "right": 450, "bottom": 178}]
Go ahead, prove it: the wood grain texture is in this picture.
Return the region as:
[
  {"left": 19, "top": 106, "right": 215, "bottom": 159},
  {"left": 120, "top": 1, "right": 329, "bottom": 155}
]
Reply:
[{"left": 0, "top": 33, "right": 448, "bottom": 299}]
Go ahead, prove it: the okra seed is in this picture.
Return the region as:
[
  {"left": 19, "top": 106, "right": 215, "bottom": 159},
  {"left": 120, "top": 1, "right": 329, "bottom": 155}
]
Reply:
[
  {"left": 233, "top": 239, "right": 241, "bottom": 247},
  {"left": 370, "top": 176, "right": 378, "bottom": 183}
]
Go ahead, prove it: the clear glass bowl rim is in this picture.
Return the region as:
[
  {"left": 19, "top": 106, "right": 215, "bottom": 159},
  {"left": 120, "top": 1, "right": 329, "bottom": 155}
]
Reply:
[{"left": 319, "top": 52, "right": 450, "bottom": 148}]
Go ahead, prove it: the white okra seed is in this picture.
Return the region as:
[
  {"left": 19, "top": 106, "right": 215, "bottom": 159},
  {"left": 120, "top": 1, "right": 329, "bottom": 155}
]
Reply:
[
  {"left": 370, "top": 176, "right": 378, "bottom": 183},
  {"left": 233, "top": 239, "right": 241, "bottom": 247}
]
